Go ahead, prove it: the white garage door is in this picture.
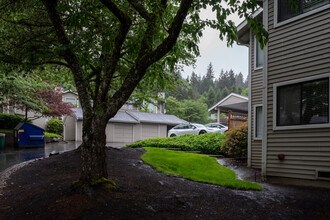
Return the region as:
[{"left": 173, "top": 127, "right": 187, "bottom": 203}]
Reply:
[
  {"left": 113, "top": 124, "right": 133, "bottom": 142},
  {"left": 142, "top": 124, "right": 158, "bottom": 140}
]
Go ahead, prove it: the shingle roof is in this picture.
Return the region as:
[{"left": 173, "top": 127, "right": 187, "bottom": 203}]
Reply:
[
  {"left": 72, "top": 108, "right": 186, "bottom": 125},
  {"left": 127, "top": 111, "right": 187, "bottom": 125}
]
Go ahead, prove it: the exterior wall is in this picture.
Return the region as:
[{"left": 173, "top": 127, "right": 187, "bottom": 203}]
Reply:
[
  {"left": 63, "top": 116, "right": 76, "bottom": 141},
  {"left": 76, "top": 120, "right": 83, "bottom": 142},
  {"left": 73, "top": 120, "right": 168, "bottom": 143},
  {"left": 32, "top": 117, "right": 47, "bottom": 130},
  {"left": 266, "top": 1, "right": 330, "bottom": 180},
  {"left": 250, "top": 30, "right": 263, "bottom": 169}
]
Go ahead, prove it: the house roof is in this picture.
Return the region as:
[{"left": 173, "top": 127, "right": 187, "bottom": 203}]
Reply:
[
  {"left": 72, "top": 108, "right": 186, "bottom": 125},
  {"left": 237, "top": 7, "right": 263, "bottom": 45},
  {"left": 62, "top": 91, "right": 78, "bottom": 96},
  {"left": 127, "top": 111, "right": 187, "bottom": 125},
  {"left": 208, "top": 93, "right": 248, "bottom": 112}
]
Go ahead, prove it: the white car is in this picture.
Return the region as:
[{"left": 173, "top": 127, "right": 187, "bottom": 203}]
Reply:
[
  {"left": 205, "top": 123, "right": 228, "bottom": 134},
  {"left": 168, "top": 123, "right": 215, "bottom": 137}
]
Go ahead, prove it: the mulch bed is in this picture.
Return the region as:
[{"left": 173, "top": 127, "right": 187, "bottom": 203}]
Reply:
[{"left": 0, "top": 147, "right": 330, "bottom": 220}]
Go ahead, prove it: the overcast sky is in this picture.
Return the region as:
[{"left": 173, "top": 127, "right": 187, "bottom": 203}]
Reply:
[{"left": 181, "top": 8, "right": 249, "bottom": 81}]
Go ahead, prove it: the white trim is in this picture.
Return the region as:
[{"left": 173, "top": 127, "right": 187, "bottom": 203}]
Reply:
[
  {"left": 274, "top": 0, "right": 330, "bottom": 28},
  {"left": 261, "top": 0, "right": 269, "bottom": 179},
  {"left": 247, "top": 29, "right": 252, "bottom": 168},
  {"left": 237, "top": 8, "right": 263, "bottom": 32},
  {"left": 254, "top": 37, "right": 263, "bottom": 70},
  {"left": 273, "top": 73, "right": 330, "bottom": 131},
  {"left": 253, "top": 104, "right": 263, "bottom": 140},
  {"left": 208, "top": 93, "right": 248, "bottom": 112}
]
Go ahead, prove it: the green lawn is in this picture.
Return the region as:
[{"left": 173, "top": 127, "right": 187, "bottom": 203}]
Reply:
[
  {"left": 44, "top": 132, "right": 63, "bottom": 138},
  {"left": 141, "top": 147, "right": 263, "bottom": 190}
]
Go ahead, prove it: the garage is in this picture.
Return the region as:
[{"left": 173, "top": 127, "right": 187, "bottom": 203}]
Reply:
[
  {"left": 113, "top": 123, "right": 133, "bottom": 143},
  {"left": 64, "top": 108, "right": 186, "bottom": 144},
  {"left": 141, "top": 124, "right": 159, "bottom": 140}
]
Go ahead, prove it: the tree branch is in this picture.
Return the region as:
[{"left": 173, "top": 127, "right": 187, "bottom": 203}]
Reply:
[
  {"left": 99, "top": 0, "right": 130, "bottom": 24},
  {"left": 127, "top": 0, "right": 151, "bottom": 20},
  {"left": 98, "top": 0, "right": 132, "bottom": 103},
  {"left": 144, "top": 0, "right": 193, "bottom": 66},
  {"left": 41, "top": 0, "right": 92, "bottom": 114},
  {"left": 104, "top": 0, "right": 193, "bottom": 118}
]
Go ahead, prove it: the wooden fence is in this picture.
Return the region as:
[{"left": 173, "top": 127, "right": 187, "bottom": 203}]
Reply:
[{"left": 228, "top": 112, "right": 248, "bottom": 130}]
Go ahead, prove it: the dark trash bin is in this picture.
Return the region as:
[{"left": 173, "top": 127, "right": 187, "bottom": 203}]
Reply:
[{"left": 14, "top": 122, "right": 45, "bottom": 148}]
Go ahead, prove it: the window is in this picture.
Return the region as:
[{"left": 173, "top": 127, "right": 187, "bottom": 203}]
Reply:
[
  {"left": 255, "top": 38, "right": 263, "bottom": 69},
  {"left": 65, "top": 98, "right": 76, "bottom": 105},
  {"left": 254, "top": 105, "right": 263, "bottom": 139},
  {"left": 276, "top": 77, "right": 329, "bottom": 127},
  {"left": 174, "top": 125, "right": 183, "bottom": 129},
  {"left": 278, "top": 0, "right": 329, "bottom": 22}
]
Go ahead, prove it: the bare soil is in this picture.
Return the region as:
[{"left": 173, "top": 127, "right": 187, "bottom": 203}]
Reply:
[{"left": 0, "top": 147, "right": 330, "bottom": 220}]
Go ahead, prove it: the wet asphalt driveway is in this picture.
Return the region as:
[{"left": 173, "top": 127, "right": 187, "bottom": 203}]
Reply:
[{"left": 1, "top": 146, "right": 330, "bottom": 219}]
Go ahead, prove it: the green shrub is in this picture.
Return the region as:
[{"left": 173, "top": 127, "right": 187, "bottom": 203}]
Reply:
[
  {"left": 46, "top": 118, "right": 63, "bottom": 135},
  {"left": 126, "top": 133, "right": 226, "bottom": 155},
  {"left": 44, "top": 132, "right": 63, "bottom": 139},
  {"left": 0, "top": 113, "right": 31, "bottom": 129},
  {"left": 221, "top": 121, "right": 248, "bottom": 158}
]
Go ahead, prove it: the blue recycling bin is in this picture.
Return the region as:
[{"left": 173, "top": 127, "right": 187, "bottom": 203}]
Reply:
[{"left": 14, "top": 122, "right": 45, "bottom": 148}]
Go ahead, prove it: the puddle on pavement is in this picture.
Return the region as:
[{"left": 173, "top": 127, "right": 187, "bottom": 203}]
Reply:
[
  {"left": 0, "top": 141, "right": 81, "bottom": 172},
  {"left": 0, "top": 141, "right": 130, "bottom": 172}
]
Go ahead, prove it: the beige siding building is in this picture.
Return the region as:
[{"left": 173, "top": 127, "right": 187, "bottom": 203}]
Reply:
[
  {"left": 64, "top": 108, "right": 186, "bottom": 143},
  {"left": 237, "top": 1, "right": 330, "bottom": 187}
]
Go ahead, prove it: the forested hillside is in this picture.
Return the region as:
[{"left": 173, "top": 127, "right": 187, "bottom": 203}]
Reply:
[{"left": 166, "top": 63, "right": 248, "bottom": 124}]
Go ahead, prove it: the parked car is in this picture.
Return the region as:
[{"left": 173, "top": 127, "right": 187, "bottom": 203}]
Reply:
[
  {"left": 168, "top": 123, "right": 215, "bottom": 137},
  {"left": 205, "top": 123, "right": 228, "bottom": 134}
]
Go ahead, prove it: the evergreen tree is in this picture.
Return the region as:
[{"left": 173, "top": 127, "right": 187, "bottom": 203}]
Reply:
[
  {"left": 222, "top": 87, "right": 230, "bottom": 99},
  {"left": 237, "top": 86, "right": 243, "bottom": 94},
  {"left": 206, "top": 87, "right": 216, "bottom": 108},
  {"left": 235, "top": 72, "right": 244, "bottom": 88},
  {"left": 201, "top": 63, "right": 215, "bottom": 92}
]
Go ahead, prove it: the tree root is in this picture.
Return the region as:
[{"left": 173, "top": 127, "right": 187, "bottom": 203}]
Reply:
[{"left": 69, "top": 178, "right": 117, "bottom": 198}]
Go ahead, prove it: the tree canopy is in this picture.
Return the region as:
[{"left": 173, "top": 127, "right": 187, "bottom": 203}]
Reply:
[
  {"left": 0, "top": 0, "right": 267, "bottom": 188},
  {"left": 0, "top": 73, "right": 73, "bottom": 120}
]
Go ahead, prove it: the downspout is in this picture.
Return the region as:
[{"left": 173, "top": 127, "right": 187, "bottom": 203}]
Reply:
[
  {"left": 248, "top": 30, "right": 252, "bottom": 167},
  {"left": 261, "top": 0, "right": 269, "bottom": 179}
]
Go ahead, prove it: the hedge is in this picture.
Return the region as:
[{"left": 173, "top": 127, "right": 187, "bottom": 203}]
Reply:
[
  {"left": 126, "top": 133, "right": 226, "bottom": 155},
  {"left": 221, "top": 121, "right": 248, "bottom": 158},
  {"left": 46, "top": 118, "right": 63, "bottom": 135},
  {"left": 0, "top": 113, "right": 31, "bottom": 129}
]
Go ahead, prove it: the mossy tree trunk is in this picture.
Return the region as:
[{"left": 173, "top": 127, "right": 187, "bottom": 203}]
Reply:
[{"left": 80, "top": 115, "right": 108, "bottom": 183}]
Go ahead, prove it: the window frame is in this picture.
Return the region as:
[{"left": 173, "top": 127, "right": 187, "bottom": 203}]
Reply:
[
  {"left": 254, "top": 104, "right": 263, "bottom": 140},
  {"left": 254, "top": 37, "right": 263, "bottom": 70},
  {"left": 274, "top": 0, "right": 330, "bottom": 28},
  {"left": 65, "top": 97, "right": 76, "bottom": 105},
  {"left": 273, "top": 73, "right": 330, "bottom": 130}
]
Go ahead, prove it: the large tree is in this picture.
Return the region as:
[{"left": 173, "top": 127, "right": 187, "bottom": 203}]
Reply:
[{"left": 0, "top": 0, "right": 267, "bottom": 189}]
